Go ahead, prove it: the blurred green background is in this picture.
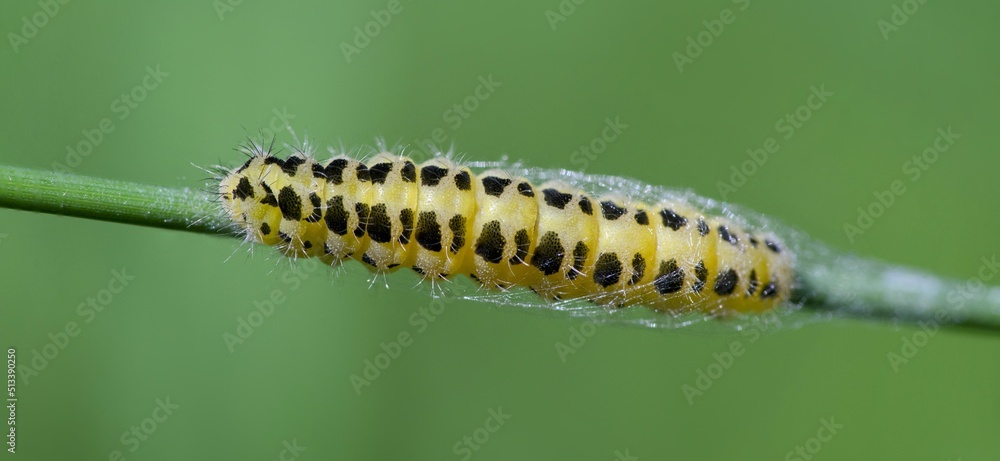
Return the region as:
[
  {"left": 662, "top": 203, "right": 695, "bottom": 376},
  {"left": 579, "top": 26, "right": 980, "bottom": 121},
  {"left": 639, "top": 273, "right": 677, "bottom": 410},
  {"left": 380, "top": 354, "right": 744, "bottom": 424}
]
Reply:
[{"left": 2, "top": 0, "right": 999, "bottom": 459}]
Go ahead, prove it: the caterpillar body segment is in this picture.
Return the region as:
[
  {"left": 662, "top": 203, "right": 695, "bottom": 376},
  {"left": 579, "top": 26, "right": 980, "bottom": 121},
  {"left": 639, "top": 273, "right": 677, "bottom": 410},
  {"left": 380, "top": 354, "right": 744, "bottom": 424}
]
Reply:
[
  {"left": 352, "top": 153, "right": 420, "bottom": 271},
  {"left": 220, "top": 149, "right": 794, "bottom": 314},
  {"left": 470, "top": 168, "right": 541, "bottom": 290},
  {"left": 411, "top": 157, "right": 478, "bottom": 279},
  {"left": 530, "top": 181, "right": 600, "bottom": 302},
  {"left": 587, "top": 198, "right": 658, "bottom": 307}
]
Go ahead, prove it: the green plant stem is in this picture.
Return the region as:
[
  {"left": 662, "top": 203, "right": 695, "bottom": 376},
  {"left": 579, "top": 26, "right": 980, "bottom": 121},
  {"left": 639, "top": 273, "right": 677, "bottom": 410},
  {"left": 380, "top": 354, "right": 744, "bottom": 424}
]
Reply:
[
  {"left": 795, "top": 245, "right": 1000, "bottom": 332},
  {"left": 0, "top": 165, "right": 233, "bottom": 235},
  {"left": 2, "top": 165, "right": 997, "bottom": 332}
]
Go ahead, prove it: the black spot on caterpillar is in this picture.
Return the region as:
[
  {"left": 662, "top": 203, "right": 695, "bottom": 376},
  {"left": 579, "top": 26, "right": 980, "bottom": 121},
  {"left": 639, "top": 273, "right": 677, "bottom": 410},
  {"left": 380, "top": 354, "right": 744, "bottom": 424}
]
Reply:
[
  {"left": 475, "top": 220, "right": 506, "bottom": 264},
  {"left": 420, "top": 165, "right": 448, "bottom": 186},
  {"left": 449, "top": 215, "right": 467, "bottom": 253},
  {"left": 634, "top": 210, "right": 650, "bottom": 226},
  {"left": 277, "top": 187, "right": 301, "bottom": 221},
  {"left": 531, "top": 231, "right": 565, "bottom": 276},
  {"left": 718, "top": 225, "right": 739, "bottom": 246},
  {"left": 416, "top": 211, "right": 443, "bottom": 252},
  {"left": 543, "top": 189, "right": 573, "bottom": 209},
  {"left": 454, "top": 171, "right": 472, "bottom": 191},
  {"left": 660, "top": 209, "right": 687, "bottom": 231},
  {"left": 578, "top": 197, "right": 593, "bottom": 215},
  {"left": 326, "top": 159, "right": 349, "bottom": 184},
  {"left": 593, "top": 253, "right": 623, "bottom": 287},
  {"left": 600, "top": 201, "right": 627, "bottom": 220},
  {"left": 367, "top": 162, "right": 393, "bottom": 184},
  {"left": 654, "top": 259, "right": 684, "bottom": 294},
  {"left": 713, "top": 269, "right": 739, "bottom": 295},
  {"left": 482, "top": 176, "right": 511, "bottom": 196},
  {"left": 401, "top": 161, "right": 416, "bottom": 183},
  {"left": 517, "top": 182, "right": 534, "bottom": 197},
  {"left": 399, "top": 208, "right": 414, "bottom": 244},
  {"left": 234, "top": 177, "right": 255, "bottom": 200}
]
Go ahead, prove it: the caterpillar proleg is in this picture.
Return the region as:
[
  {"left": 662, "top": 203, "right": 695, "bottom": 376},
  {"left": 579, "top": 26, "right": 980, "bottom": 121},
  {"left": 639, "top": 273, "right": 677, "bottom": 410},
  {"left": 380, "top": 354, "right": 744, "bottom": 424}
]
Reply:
[{"left": 219, "top": 138, "right": 795, "bottom": 315}]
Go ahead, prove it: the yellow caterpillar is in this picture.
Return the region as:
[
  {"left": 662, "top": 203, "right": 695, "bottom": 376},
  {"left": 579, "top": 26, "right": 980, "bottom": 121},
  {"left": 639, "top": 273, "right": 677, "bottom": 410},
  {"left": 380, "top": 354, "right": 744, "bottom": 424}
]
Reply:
[{"left": 219, "top": 145, "right": 794, "bottom": 314}]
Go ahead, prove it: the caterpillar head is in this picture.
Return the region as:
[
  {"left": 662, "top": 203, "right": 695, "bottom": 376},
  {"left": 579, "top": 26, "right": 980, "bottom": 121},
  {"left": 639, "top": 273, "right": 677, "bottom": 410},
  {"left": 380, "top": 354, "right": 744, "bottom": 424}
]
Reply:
[
  {"left": 221, "top": 153, "right": 319, "bottom": 244},
  {"left": 220, "top": 156, "right": 277, "bottom": 243}
]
